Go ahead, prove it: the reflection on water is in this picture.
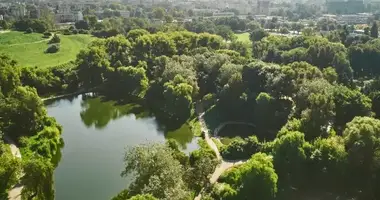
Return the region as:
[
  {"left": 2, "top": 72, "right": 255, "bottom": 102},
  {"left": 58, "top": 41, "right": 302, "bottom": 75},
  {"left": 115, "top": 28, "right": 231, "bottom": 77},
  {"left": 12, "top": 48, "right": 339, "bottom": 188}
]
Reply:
[{"left": 46, "top": 94, "right": 199, "bottom": 200}]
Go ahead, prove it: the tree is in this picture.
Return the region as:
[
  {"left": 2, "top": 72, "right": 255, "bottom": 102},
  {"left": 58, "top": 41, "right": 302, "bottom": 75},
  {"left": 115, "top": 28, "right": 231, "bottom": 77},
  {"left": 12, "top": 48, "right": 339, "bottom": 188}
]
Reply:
[
  {"left": 371, "top": 22, "right": 378, "bottom": 38},
  {"left": 0, "top": 55, "right": 20, "bottom": 96},
  {"left": 120, "top": 143, "right": 190, "bottom": 200},
  {"left": 162, "top": 76, "right": 193, "bottom": 125},
  {"left": 76, "top": 47, "right": 111, "bottom": 87},
  {"left": 152, "top": 7, "right": 166, "bottom": 20},
  {"left": 219, "top": 153, "right": 278, "bottom": 200},
  {"left": 272, "top": 131, "right": 310, "bottom": 188},
  {"left": 216, "top": 25, "right": 235, "bottom": 41},
  {"left": 334, "top": 86, "right": 372, "bottom": 129},
  {"left": 75, "top": 20, "right": 90, "bottom": 30},
  {"left": 250, "top": 28, "right": 269, "bottom": 42},
  {"left": 1, "top": 86, "right": 46, "bottom": 138},
  {"left": 302, "top": 27, "right": 315, "bottom": 36},
  {"left": 187, "top": 140, "right": 219, "bottom": 191},
  {"left": 21, "top": 156, "right": 55, "bottom": 200},
  {"left": 129, "top": 194, "right": 158, "bottom": 200},
  {"left": 164, "top": 15, "right": 173, "bottom": 23},
  {"left": 0, "top": 141, "right": 22, "bottom": 199},
  {"left": 114, "top": 66, "right": 149, "bottom": 99},
  {"left": 85, "top": 15, "right": 98, "bottom": 28},
  {"left": 370, "top": 91, "right": 380, "bottom": 118},
  {"left": 310, "top": 136, "right": 347, "bottom": 192},
  {"left": 343, "top": 117, "right": 380, "bottom": 198},
  {"left": 48, "top": 34, "right": 60, "bottom": 44}
]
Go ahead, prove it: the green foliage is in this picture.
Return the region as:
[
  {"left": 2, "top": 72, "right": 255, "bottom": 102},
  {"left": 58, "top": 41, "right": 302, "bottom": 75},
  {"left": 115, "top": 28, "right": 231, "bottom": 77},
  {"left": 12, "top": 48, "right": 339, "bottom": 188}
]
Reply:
[
  {"left": 120, "top": 143, "right": 190, "bottom": 200},
  {"left": 187, "top": 139, "right": 219, "bottom": 191},
  {"left": 128, "top": 194, "right": 158, "bottom": 200},
  {"left": 0, "top": 141, "right": 22, "bottom": 198},
  {"left": 76, "top": 46, "right": 111, "bottom": 87},
  {"left": 221, "top": 136, "right": 261, "bottom": 160},
  {"left": 21, "top": 119, "right": 63, "bottom": 161},
  {"left": 21, "top": 156, "right": 55, "bottom": 200},
  {"left": 272, "top": 131, "right": 310, "bottom": 188},
  {"left": 371, "top": 22, "right": 379, "bottom": 39},
  {"left": 13, "top": 19, "right": 48, "bottom": 33},
  {"left": 162, "top": 76, "right": 193, "bottom": 124},
  {"left": 48, "top": 34, "right": 60, "bottom": 44},
  {"left": 343, "top": 117, "right": 380, "bottom": 197},
  {"left": 113, "top": 66, "right": 149, "bottom": 99},
  {"left": 219, "top": 153, "right": 278, "bottom": 200},
  {"left": 45, "top": 44, "right": 60, "bottom": 54},
  {"left": 249, "top": 28, "right": 269, "bottom": 42},
  {"left": 334, "top": 86, "right": 372, "bottom": 129}
]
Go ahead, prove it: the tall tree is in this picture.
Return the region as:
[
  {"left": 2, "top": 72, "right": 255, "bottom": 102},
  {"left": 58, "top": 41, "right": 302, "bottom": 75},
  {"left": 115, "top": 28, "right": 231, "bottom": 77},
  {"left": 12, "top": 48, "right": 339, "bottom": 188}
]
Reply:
[
  {"left": 120, "top": 143, "right": 190, "bottom": 200},
  {"left": 371, "top": 22, "right": 379, "bottom": 38},
  {"left": 22, "top": 156, "right": 55, "bottom": 200}
]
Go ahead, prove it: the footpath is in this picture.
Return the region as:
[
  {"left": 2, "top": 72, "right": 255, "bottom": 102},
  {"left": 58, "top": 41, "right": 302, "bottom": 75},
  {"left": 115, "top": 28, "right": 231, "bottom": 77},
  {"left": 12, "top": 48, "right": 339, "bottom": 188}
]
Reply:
[{"left": 194, "top": 102, "right": 247, "bottom": 200}]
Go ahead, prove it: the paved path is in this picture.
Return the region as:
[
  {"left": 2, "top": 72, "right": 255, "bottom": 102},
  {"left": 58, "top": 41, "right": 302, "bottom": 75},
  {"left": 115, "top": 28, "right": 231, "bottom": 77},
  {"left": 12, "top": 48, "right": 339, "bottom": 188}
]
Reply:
[
  {"left": 194, "top": 102, "right": 247, "bottom": 200},
  {"left": 3, "top": 137, "right": 23, "bottom": 200}
]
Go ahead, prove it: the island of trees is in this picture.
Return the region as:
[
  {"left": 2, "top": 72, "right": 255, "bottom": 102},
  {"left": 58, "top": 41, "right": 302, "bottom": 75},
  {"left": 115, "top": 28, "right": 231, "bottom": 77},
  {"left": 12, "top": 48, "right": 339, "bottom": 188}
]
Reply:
[{"left": 2, "top": 13, "right": 380, "bottom": 200}]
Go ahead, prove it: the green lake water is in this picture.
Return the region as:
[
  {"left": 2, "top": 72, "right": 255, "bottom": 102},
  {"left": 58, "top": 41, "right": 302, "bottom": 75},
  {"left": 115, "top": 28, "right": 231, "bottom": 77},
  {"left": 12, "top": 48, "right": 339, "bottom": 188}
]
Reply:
[{"left": 46, "top": 94, "right": 199, "bottom": 200}]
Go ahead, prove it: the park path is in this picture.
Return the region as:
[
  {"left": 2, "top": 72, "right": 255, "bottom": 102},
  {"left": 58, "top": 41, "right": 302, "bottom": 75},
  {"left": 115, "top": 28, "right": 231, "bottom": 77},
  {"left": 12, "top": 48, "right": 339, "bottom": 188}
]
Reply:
[
  {"left": 3, "top": 136, "right": 23, "bottom": 200},
  {"left": 8, "top": 35, "right": 53, "bottom": 47},
  {"left": 194, "top": 102, "right": 247, "bottom": 200}
]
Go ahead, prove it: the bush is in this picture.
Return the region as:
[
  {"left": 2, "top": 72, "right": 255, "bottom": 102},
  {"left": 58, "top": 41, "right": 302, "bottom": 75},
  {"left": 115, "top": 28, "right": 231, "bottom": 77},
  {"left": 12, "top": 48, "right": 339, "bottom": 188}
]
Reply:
[
  {"left": 43, "top": 32, "right": 52, "bottom": 38},
  {"left": 46, "top": 44, "right": 60, "bottom": 54},
  {"left": 72, "top": 29, "right": 78, "bottom": 34},
  {"left": 25, "top": 28, "right": 33, "bottom": 34},
  {"left": 78, "top": 29, "right": 89, "bottom": 34},
  {"left": 48, "top": 34, "right": 60, "bottom": 44},
  {"left": 63, "top": 29, "right": 71, "bottom": 35},
  {"left": 221, "top": 136, "right": 262, "bottom": 160}
]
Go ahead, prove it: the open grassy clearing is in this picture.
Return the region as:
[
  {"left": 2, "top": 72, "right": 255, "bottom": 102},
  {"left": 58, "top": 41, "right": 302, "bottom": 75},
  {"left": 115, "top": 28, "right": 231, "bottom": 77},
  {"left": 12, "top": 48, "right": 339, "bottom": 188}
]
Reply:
[
  {"left": 0, "top": 31, "right": 44, "bottom": 45},
  {"left": 235, "top": 32, "right": 251, "bottom": 44},
  {"left": 0, "top": 31, "right": 95, "bottom": 68}
]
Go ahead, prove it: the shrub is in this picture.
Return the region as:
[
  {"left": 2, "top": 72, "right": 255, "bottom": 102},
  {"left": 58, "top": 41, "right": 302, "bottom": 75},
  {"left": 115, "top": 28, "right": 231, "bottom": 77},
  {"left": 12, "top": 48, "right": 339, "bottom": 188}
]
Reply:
[
  {"left": 221, "top": 136, "right": 262, "bottom": 160},
  {"left": 46, "top": 44, "right": 60, "bottom": 54},
  {"left": 48, "top": 34, "right": 60, "bottom": 44},
  {"left": 78, "top": 29, "right": 89, "bottom": 34},
  {"left": 25, "top": 28, "right": 33, "bottom": 34},
  {"left": 63, "top": 29, "right": 71, "bottom": 35},
  {"left": 43, "top": 32, "right": 52, "bottom": 38},
  {"left": 72, "top": 29, "right": 78, "bottom": 34}
]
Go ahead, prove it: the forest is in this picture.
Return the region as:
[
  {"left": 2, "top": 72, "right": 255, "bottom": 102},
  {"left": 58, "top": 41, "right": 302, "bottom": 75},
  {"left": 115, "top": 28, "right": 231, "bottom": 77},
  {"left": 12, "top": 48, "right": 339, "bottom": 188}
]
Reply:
[{"left": 2, "top": 19, "right": 380, "bottom": 200}]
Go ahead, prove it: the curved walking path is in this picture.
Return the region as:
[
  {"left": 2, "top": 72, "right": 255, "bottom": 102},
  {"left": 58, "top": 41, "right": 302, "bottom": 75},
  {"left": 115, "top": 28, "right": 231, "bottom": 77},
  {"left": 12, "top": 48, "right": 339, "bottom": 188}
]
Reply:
[
  {"left": 194, "top": 102, "right": 247, "bottom": 200},
  {"left": 3, "top": 136, "right": 23, "bottom": 200},
  {"left": 8, "top": 35, "right": 53, "bottom": 47}
]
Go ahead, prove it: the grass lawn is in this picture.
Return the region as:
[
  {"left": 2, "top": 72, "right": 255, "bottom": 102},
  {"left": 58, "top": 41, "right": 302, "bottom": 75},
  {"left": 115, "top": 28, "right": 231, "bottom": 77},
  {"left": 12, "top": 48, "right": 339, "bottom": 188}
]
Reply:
[
  {"left": 0, "top": 31, "right": 45, "bottom": 45},
  {"left": 235, "top": 32, "right": 251, "bottom": 44},
  {"left": 0, "top": 31, "right": 95, "bottom": 68}
]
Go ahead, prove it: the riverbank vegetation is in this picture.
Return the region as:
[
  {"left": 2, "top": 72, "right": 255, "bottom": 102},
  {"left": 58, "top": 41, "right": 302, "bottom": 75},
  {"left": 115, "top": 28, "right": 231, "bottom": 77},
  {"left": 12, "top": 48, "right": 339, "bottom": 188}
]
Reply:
[{"left": 0, "top": 54, "right": 62, "bottom": 199}]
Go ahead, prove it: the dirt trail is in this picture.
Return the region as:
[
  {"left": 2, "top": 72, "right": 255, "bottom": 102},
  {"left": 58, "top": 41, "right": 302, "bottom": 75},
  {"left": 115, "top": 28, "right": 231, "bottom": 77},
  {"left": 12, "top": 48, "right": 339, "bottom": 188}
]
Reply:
[{"left": 8, "top": 35, "right": 53, "bottom": 47}]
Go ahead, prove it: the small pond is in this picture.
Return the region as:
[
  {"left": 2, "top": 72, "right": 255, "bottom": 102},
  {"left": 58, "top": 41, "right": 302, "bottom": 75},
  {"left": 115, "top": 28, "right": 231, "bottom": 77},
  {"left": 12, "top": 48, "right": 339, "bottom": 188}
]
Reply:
[{"left": 46, "top": 94, "right": 199, "bottom": 200}]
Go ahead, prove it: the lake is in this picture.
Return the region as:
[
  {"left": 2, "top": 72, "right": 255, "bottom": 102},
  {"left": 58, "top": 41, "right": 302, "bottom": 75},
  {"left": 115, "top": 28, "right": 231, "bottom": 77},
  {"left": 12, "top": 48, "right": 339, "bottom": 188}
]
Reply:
[{"left": 46, "top": 94, "right": 199, "bottom": 200}]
